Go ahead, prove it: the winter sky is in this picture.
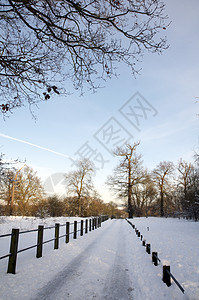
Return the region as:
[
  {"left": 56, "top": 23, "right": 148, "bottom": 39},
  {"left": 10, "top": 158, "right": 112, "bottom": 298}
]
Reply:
[{"left": 0, "top": 0, "right": 198, "bottom": 202}]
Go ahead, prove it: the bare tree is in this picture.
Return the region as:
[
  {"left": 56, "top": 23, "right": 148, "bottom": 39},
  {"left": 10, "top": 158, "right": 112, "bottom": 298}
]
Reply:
[
  {"left": 0, "top": 0, "right": 169, "bottom": 114},
  {"left": 106, "top": 142, "right": 145, "bottom": 218},
  {"left": 14, "top": 165, "right": 45, "bottom": 215},
  {"left": 177, "top": 159, "right": 194, "bottom": 200},
  {"left": 87, "top": 197, "right": 104, "bottom": 217},
  {"left": 177, "top": 158, "right": 199, "bottom": 220},
  {"left": 0, "top": 154, "right": 20, "bottom": 214},
  {"left": 152, "top": 161, "right": 174, "bottom": 217},
  {"left": 46, "top": 195, "right": 65, "bottom": 217},
  {"left": 0, "top": 154, "right": 5, "bottom": 180},
  {"left": 65, "top": 158, "right": 94, "bottom": 216},
  {"left": 0, "top": 164, "right": 45, "bottom": 215},
  {"left": 0, "top": 169, "right": 14, "bottom": 214},
  {"left": 0, "top": 153, "right": 17, "bottom": 181},
  {"left": 131, "top": 170, "right": 157, "bottom": 217}
]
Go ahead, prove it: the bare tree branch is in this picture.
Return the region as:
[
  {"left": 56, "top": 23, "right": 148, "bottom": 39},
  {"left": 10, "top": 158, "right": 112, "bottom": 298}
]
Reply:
[{"left": 0, "top": 0, "right": 169, "bottom": 114}]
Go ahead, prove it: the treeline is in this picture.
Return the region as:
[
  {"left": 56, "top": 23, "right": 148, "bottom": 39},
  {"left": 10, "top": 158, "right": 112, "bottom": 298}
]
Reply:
[
  {"left": 0, "top": 195, "right": 125, "bottom": 219},
  {"left": 0, "top": 154, "right": 126, "bottom": 218},
  {"left": 106, "top": 143, "right": 199, "bottom": 220},
  {"left": 1, "top": 147, "right": 199, "bottom": 220}
]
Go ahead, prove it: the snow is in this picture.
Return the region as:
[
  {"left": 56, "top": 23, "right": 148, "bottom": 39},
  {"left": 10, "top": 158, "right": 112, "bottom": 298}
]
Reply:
[{"left": 0, "top": 216, "right": 199, "bottom": 300}]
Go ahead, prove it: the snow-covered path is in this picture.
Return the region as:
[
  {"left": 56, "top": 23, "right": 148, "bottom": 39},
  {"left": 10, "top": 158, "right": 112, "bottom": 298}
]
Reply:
[
  {"left": 1, "top": 217, "right": 196, "bottom": 300},
  {"left": 31, "top": 219, "right": 133, "bottom": 300}
]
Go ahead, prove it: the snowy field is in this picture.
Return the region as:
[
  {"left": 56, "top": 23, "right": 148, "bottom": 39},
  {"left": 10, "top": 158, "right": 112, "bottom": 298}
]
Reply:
[{"left": 0, "top": 216, "right": 199, "bottom": 300}]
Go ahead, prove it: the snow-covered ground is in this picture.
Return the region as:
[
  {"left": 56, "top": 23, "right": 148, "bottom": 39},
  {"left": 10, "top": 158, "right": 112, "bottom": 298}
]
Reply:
[{"left": 0, "top": 216, "right": 198, "bottom": 300}]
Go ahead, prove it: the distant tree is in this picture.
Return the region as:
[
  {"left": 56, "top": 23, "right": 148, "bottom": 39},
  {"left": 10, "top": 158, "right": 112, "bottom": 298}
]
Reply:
[
  {"left": 105, "top": 201, "right": 118, "bottom": 218},
  {"left": 63, "top": 196, "right": 79, "bottom": 216},
  {"left": 0, "top": 168, "right": 15, "bottom": 215},
  {"left": 14, "top": 166, "right": 45, "bottom": 215},
  {"left": 152, "top": 161, "right": 174, "bottom": 217},
  {"left": 194, "top": 152, "right": 199, "bottom": 164},
  {"left": 32, "top": 198, "right": 49, "bottom": 218},
  {"left": 106, "top": 142, "right": 145, "bottom": 218},
  {"left": 47, "top": 195, "right": 64, "bottom": 217},
  {"left": 87, "top": 197, "right": 105, "bottom": 216},
  {"left": 131, "top": 170, "right": 157, "bottom": 217},
  {"left": 65, "top": 158, "right": 94, "bottom": 216},
  {"left": 102, "top": 201, "right": 126, "bottom": 218},
  {"left": 63, "top": 193, "right": 100, "bottom": 217},
  {"left": 190, "top": 162, "right": 199, "bottom": 220},
  {"left": 0, "top": 154, "right": 6, "bottom": 181},
  {"left": 186, "top": 167, "right": 199, "bottom": 221},
  {"left": 0, "top": 154, "right": 21, "bottom": 214},
  {"left": 0, "top": 153, "right": 18, "bottom": 182},
  {"left": 0, "top": 0, "right": 169, "bottom": 114},
  {"left": 177, "top": 158, "right": 199, "bottom": 220},
  {"left": 177, "top": 159, "right": 194, "bottom": 201}
]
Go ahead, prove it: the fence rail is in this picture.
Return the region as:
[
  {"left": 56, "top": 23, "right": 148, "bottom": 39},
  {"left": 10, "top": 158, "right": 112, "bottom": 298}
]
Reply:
[
  {"left": 19, "top": 228, "right": 39, "bottom": 235},
  {"left": 0, "top": 215, "right": 109, "bottom": 274},
  {"left": 0, "top": 233, "right": 12, "bottom": 238},
  {"left": 126, "top": 219, "right": 185, "bottom": 295}
]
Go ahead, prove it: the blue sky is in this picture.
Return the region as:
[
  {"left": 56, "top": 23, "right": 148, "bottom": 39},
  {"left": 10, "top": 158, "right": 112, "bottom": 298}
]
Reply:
[{"left": 0, "top": 0, "right": 199, "bottom": 202}]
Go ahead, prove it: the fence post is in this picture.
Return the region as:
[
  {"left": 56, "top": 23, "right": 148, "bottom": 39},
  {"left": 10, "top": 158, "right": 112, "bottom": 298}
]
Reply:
[
  {"left": 92, "top": 218, "right": 94, "bottom": 230},
  {"left": 85, "top": 219, "right": 88, "bottom": 234},
  {"left": 89, "top": 219, "right": 92, "bottom": 231},
  {"left": 74, "top": 221, "right": 77, "bottom": 239},
  {"left": 7, "top": 229, "right": 19, "bottom": 274},
  {"left": 54, "top": 223, "right": 60, "bottom": 249},
  {"left": 99, "top": 217, "right": 101, "bottom": 227},
  {"left": 142, "top": 240, "right": 146, "bottom": 246},
  {"left": 66, "top": 222, "right": 70, "bottom": 243},
  {"left": 152, "top": 252, "right": 158, "bottom": 266},
  {"left": 36, "top": 225, "right": 44, "bottom": 258},
  {"left": 80, "top": 220, "right": 84, "bottom": 236},
  {"left": 96, "top": 217, "right": 98, "bottom": 228},
  {"left": 146, "top": 244, "right": 151, "bottom": 254},
  {"left": 163, "top": 265, "right": 171, "bottom": 287},
  {"left": 138, "top": 231, "right": 140, "bottom": 237},
  {"left": 94, "top": 218, "right": 96, "bottom": 229}
]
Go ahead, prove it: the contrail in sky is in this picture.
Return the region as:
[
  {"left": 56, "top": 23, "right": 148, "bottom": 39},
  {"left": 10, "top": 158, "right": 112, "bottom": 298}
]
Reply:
[{"left": 0, "top": 133, "right": 70, "bottom": 159}]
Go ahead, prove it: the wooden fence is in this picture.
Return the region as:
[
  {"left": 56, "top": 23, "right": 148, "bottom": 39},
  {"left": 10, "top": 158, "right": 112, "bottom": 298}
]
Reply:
[
  {"left": 126, "top": 219, "right": 185, "bottom": 294},
  {"left": 0, "top": 215, "right": 109, "bottom": 274}
]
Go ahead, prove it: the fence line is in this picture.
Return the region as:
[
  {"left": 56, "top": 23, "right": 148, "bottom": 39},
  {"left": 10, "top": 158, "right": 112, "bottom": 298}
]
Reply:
[
  {"left": 19, "top": 228, "right": 39, "bottom": 235},
  {"left": 166, "top": 268, "right": 185, "bottom": 294},
  {"left": 0, "top": 233, "right": 12, "bottom": 238},
  {"left": 126, "top": 219, "right": 185, "bottom": 295},
  {"left": 0, "top": 215, "right": 109, "bottom": 274}
]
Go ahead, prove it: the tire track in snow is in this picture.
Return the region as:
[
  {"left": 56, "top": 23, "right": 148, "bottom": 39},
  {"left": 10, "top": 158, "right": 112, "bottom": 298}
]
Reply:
[{"left": 103, "top": 220, "right": 134, "bottom": 300}]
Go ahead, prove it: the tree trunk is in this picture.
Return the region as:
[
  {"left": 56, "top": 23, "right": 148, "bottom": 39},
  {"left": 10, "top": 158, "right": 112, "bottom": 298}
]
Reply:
[
  {"left": 128, "top": 159, "right": 133, "bottom": 218},
  {"left": 128, "top": 189, "right": 133, "bottom": 218},
  {"left": 77, "top": 196, "right": 80, "bottom": 216},
  {"left": 128, "top": 204, "right": 134, "bottom": 218},
  {"left": 160, "top": 190, "right": 164, "bottom": 217}
]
